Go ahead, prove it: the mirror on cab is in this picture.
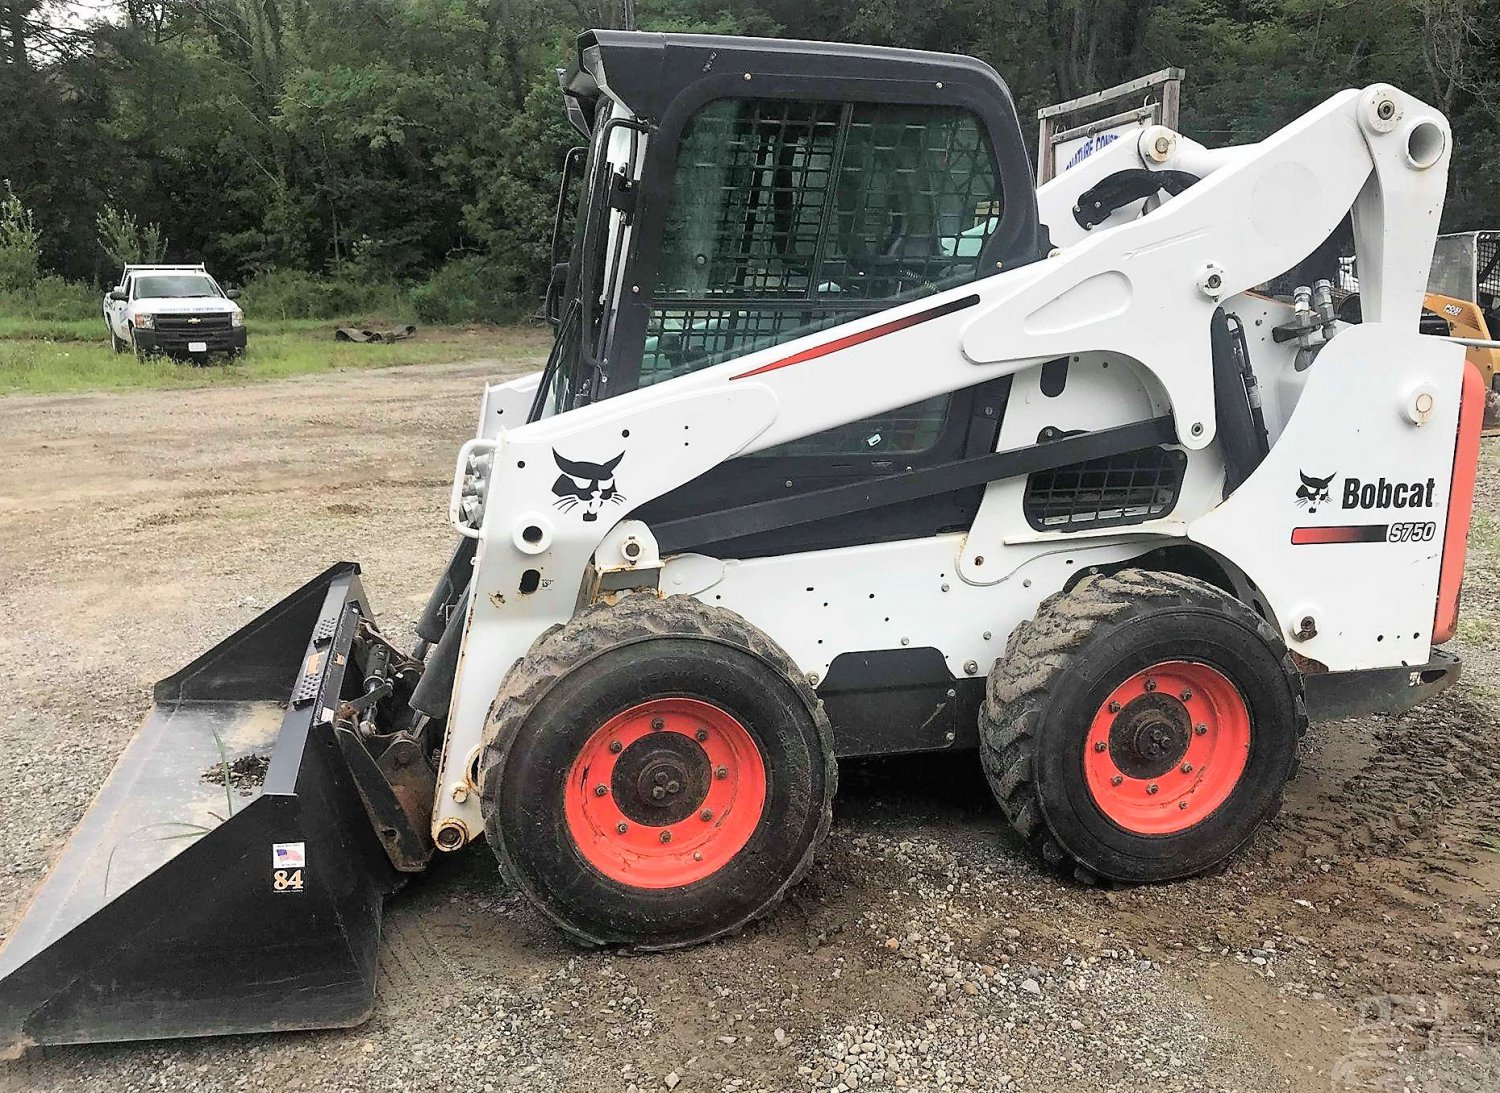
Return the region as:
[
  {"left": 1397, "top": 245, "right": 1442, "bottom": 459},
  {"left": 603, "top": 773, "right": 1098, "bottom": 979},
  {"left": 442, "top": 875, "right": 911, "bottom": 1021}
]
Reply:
[
  {"left": 108, "top": 289, "right": 127, "bottom": 302},
  {"left": 225, "top": 289, "right": 241, "bottom": 300}
]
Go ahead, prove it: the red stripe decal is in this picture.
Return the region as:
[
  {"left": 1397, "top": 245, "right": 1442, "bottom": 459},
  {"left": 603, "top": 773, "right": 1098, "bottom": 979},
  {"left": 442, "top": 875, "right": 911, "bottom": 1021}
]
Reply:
[
  {"left": 729, "top": 294, "right": 981, "bottom": 380},
  {"left": 1290, "top": 525, "right": 1388, "bottom": 545}
]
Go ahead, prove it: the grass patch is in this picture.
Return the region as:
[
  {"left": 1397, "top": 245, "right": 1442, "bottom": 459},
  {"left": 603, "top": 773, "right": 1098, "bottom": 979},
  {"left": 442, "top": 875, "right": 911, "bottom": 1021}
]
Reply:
[
  {"left": 1456, "top": 612, "right": 1497, "bottom": 645},
  {"left": 1467, "top": 509, "right": 1500, "bottom": 573},
  {"left": 0, "top": 314, "right": 105, "bottom": 341},
  {"left": 0, "top": 323, "right": 550, "bottom": 394}
]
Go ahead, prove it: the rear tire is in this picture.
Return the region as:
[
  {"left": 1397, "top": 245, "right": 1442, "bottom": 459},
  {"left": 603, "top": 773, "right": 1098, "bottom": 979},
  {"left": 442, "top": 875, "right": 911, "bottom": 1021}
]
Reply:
[
  {"left": 979, "top": 569, "right": 1305, "bottom": 883},
  {"left": 479, "top": 594, "right": 836, "bottom": 949}
]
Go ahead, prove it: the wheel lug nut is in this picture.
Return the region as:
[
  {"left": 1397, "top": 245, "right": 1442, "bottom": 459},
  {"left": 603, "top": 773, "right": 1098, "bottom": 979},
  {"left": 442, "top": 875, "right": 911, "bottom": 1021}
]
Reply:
[
  {"left": 652, "top": 786, "right": 666, "bottom": 800},
  {"left": 1144, "top": 679, "right": 1157, "bottom": 692},
  {"left": 594, "top": 784, "right": 608, "bottom": 797},
  {"left": 715, "top": 766, "right": 728, "bottom": 779},
  {"left": 1179, "top": 800, "right": 1189, "bottom": 810},
  {"left": 693, "top": 851, "right": 703, "bottom": 861},
  {"left": 1094, "top": 741, "right": 1107, "bottom": 753},
  {"left": 655, "top": 771, "right": 669, "bottom": 785},
  {"left": 667, "top": 780, "right": 680, "bottom": 794},
  {"left": 1110, "top": 775, "right": 1123, "bottom": 786},
  {"left": 700, "top": 808, "right": 713, "bottom": 821},
  {"left": 696, "top": 728, "right": 709, "bottom": 742},
  {"left": 1108, "top": 701, "right": 1121, "bottom": 713},
  {"left": 1147, "top": 783, "right": 1159, "bottom": 795},
  {"left": 1194, "top": 723, "right": 1208, "bottom": 736},
  {"left": 616, "top": 822, "right": 628, "bottom": 834},
  {"left": 1180, "top": 762, "right": 1193, "bottom": 774},
  {"left": 659, "top": 830, "right": 672, "bottom": 844},
  {"left": 1180, "top": 689, "right": 1193, "bottom": 701},
  {"left": 609, "top": 740, "right": 622, "bottom": 753},
  {"left": 651, "top": 717, "right": 664, "bottom": 730}
]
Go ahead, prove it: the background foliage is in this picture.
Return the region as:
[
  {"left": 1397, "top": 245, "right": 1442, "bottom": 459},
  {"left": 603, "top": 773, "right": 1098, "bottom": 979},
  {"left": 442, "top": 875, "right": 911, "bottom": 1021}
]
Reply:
[{"left": 3, "top": 0, "right": 1499, "bottom": 320}]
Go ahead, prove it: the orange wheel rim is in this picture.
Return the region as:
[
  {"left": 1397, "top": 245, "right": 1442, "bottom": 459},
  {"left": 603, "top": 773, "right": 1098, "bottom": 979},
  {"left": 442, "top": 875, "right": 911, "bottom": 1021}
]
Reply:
[
  {"left": 1082, "top": 661, "right": 1251, "bottom": 835},
  {"left": 563, "top": 698, "right": 767, "bottom": 888}
]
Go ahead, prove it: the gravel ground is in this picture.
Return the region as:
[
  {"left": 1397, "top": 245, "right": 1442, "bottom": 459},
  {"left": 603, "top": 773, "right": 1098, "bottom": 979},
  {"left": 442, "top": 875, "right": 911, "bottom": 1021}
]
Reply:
[{"left": 1, "top": 349, "right": 1498, "bottom": 1092}]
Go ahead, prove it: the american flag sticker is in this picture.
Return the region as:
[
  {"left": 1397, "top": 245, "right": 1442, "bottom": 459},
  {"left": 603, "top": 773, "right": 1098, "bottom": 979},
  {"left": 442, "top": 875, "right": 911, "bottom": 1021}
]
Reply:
[{"left": 272, "top": 842, "right": 306, "bottom": 869}]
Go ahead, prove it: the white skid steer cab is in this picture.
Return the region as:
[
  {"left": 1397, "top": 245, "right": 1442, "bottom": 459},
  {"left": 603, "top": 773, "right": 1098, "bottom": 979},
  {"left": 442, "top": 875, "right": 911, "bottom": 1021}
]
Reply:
[{"left": 0, "top": 31, "right": 1484, "bottom": 1052}]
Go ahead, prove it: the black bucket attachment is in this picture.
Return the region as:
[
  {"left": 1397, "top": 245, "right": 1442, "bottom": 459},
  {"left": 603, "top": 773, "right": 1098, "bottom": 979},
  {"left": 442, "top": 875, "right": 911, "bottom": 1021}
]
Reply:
[{"left": 0, "top": 562, "right": 406, "bottom": 1052}]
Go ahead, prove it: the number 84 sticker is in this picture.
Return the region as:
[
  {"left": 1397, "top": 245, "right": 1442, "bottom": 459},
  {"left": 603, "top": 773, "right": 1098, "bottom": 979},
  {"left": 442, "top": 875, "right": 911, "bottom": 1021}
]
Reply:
[{"left": 272, "top": 842, "right": 307, "bottom": 893}]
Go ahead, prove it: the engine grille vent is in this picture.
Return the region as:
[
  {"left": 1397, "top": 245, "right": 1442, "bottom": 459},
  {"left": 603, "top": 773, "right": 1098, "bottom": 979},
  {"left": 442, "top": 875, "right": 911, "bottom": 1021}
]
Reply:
[
  {"left": 1023, "top": 444, "right": 1187, "bottom": 532},
  {"left": 154, "top": 313, "right": 233, "bottom": 333}
]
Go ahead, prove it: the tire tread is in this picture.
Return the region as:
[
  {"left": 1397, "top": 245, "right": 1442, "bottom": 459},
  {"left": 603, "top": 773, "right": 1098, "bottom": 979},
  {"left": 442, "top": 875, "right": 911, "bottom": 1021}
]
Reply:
[
  {"left": 477, "top": 593, "right": 837, "bottom": 949},
  {"left": 978, "top": 569, "right": 1308, "bottom": 884}
]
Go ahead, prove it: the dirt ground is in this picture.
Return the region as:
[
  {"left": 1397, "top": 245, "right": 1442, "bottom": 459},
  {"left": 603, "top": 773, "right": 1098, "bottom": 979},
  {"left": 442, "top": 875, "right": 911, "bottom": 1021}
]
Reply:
[{"left": 1, "top": 353, "right": 1498, "bottom": 1092}]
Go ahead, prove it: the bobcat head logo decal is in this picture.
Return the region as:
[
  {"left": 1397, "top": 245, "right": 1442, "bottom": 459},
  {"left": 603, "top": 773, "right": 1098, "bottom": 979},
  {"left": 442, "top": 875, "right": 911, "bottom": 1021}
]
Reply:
[
  {"left": 552, "top": 450, "right": 626, "bottom": 522},
  {"left": 1295, "top": 470, "right": 1336, "bottom": 513}
]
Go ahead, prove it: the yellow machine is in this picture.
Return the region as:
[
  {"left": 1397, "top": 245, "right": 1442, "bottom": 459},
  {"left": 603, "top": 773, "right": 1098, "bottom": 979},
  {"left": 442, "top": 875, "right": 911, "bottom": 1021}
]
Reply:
[{"left": 1427, "top": 232, "right": 1500, "bottom": 432}]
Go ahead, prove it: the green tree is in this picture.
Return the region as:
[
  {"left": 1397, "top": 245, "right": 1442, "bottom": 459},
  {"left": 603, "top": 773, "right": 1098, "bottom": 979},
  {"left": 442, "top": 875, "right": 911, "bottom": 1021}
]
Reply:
[
  {"left": 96, "top": 204, "right": 167, "bottom": 266},
  {"left": 0, "top": 179, "right": 41, "bottom": 290}
]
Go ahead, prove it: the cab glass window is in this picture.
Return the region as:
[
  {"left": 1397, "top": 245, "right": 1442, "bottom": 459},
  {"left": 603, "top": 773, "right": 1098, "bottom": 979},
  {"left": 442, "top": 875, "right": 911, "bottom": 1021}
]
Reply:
[{"left": 642, "top": 97, "right": 1003, "bottom": 454}]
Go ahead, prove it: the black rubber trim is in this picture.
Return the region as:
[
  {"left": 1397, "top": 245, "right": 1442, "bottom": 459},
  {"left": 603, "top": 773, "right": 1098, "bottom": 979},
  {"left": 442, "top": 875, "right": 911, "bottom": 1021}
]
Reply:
[{"left": 654, "top": 415, "right": 1177, "bottom": 554}]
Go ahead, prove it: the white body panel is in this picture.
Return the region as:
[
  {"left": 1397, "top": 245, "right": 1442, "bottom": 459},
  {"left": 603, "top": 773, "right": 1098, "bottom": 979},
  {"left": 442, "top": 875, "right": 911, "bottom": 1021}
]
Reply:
[
  {"left": 476, "top": 371, "right": 543, "bottom": 440},
  {"left": 1191, "top": 324, "right": 1464, "bottom": 668},
  {"left": 665, "top": 535, "right": 1166, "bottom": 686},
  {"left": 427, "top": 84, "right": 1459, "bottom": 845}
]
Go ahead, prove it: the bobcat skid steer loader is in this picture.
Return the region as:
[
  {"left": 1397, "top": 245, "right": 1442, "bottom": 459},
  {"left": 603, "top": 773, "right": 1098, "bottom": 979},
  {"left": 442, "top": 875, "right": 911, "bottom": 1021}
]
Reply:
[{"left": 0, "top": 31, "right": 1484, "bottom": 1052}]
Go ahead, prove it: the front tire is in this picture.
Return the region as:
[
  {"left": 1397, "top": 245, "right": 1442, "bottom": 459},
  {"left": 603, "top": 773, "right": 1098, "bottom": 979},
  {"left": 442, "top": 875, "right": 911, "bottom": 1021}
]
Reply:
[
  {"left": 980, "top": 569, "right": 1305, "bottom": 883},
  {"left": 109, "top": 326, "right": 125, "bottom": 353},
  {"left": 479, "top": 594, "right": 836, "bottom": 949}
]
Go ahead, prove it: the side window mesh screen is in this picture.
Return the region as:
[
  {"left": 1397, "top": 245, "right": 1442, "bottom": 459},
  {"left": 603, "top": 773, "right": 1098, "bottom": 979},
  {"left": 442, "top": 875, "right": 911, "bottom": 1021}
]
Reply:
[
  {"left": 1023, "top": 447, "right": 1187, "bottom": 532},
  {"left": 641, "top": 97, "right": 1003, "bottom": 457}
]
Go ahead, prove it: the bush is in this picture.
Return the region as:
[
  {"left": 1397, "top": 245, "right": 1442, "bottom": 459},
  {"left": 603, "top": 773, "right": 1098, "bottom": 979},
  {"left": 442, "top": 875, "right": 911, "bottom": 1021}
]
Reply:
[
  {"left": 408, "top": 257, "right": 530, "bottom": 326},
  {"left": 238, "top": 269, "right": 406, "bottom": 321},
  {"left": 1, "top": 275, "right": 99, "bottom": 320},
  {"left": 0, "top": 181, "right": 42, "bottom": 292}
]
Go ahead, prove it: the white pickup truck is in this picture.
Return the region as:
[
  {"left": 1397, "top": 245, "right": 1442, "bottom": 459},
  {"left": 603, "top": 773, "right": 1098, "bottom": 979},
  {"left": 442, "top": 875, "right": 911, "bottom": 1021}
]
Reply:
[{"left": 104, "top": 264, "right": 247, "bottom": 359}]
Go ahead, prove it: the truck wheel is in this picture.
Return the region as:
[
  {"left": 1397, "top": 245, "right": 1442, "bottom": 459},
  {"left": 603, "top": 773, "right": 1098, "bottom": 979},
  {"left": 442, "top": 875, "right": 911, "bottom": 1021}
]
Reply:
[
  {"left": 109, "top": 327, "right": 125, "bottom": 353},
  {"left": 479, "top": 593, "right": 836, "bottom": 949},
  {"left": 980, "top": 569, "right": 1305, "bottom": 884}
]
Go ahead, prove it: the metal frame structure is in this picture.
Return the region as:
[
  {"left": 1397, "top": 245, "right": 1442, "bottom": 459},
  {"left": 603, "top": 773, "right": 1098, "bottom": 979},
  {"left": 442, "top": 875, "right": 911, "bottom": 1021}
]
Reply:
[{"left": 1036, "top": 68, "right": 1184, "bottom": 184}]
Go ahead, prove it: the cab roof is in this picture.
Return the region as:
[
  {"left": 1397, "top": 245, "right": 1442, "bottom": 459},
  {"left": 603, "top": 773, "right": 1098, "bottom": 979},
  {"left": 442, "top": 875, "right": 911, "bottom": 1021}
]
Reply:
[{"left": 562, "top": 30, "right": 1017, "bottom": 134}]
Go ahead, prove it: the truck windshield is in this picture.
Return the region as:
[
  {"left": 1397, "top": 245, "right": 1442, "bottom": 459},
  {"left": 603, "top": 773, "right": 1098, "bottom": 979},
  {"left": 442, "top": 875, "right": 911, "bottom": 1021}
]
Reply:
[{"left": 134, "top": 275, "right": 221, "bottom": 299}]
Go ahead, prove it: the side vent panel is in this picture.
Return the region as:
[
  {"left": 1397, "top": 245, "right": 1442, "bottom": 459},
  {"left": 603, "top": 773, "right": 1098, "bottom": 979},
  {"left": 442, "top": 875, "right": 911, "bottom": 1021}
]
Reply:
[{"left": 1023, "top": 446, "right": 1187, "bottom": 532}]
